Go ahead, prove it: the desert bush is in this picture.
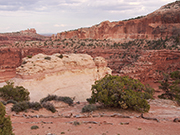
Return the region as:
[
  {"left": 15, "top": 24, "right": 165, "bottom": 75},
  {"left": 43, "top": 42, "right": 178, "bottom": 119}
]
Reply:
[
  {"left": 0, "top": 81, "right": 30, "bottom": 102},
  {"left": 6, "top": 100, "right": 17, "bottom": 105},
  {"left": 42, "top": 102, "right": 56, "bottom": 113},
  {"left": 11, "top": 101, "right": 42, "bottom": 113},
  {"left": 40, "top": 95, "right": 57, "bottom": 103},
  {"left": 31, "top": 125, "right": 39, "bottom": 130},
  {"left": 44, "top": 56, "right": 51, "bottom": 60},
  {"left": 170, "top": 70, "right": 180, "bottom": 79},
  {"left": 27, "top": 55, "right": 32, "bottom": 58},
  {"left": 40, "top": 94, "right": 73, "bottom": 105},
  {"left": 58, "top": 54, "right": 63, "bottom": 59},
  {"left": 56, "top": 96, "right": 73, "bottom": 105},
  {"left": 88, "top": 75, "right": 152, "bottom": 112},
  {"left": 0, "top": 102, "right": 14, "bottom": 135},
  {"left": 11, "top": 101, "right": 29, "bottom": 113},
  {"left": 82, "top": 104, "right": 97, "bottom": 112},
  {"left": 28, "top": 102, "right": 42, "bottom": 111},
  {"left": 158, "top": 71, "right": 180, "bottom": 102}
]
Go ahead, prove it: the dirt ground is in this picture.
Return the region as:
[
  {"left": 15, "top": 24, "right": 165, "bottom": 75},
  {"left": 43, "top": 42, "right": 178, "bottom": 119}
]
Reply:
[{"left": 4, "top": 98, "right": 180, "bottom": 135}]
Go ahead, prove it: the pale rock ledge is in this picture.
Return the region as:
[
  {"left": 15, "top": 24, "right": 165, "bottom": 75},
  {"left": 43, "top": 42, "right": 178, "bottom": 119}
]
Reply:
[{"left": 13, "top": 53, "right": 111, "bottom": 102}]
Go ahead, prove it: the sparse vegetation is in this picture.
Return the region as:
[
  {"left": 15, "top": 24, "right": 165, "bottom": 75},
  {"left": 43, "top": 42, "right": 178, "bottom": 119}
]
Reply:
[
  {"left": 11, "top": 101, "right": 42, "bottom": 113},
  {"left": 31, "top": 125, "right": 39, "bottom": 130},
  {"left": 88, "top": 75, "right": 154, "bottom": 112},
  {"left": 0, "top": 81, "right": 30, "bottom": 102},
  {"left": 40, "top": 94, "right": 73, "bottom": 106},
  {"left": 158, "top": 71, "right": 180, "bottom": 104},
  {"left": 44, "top": 56, "right": 51, "bottom": 60},
  {"left": 58, "top": 54, "right": 63, "bottom": 59},
  {"left": 27, "top": 55, "right": 32, "bottom": 58},
  {"left": 42, "top": 102, "right": 56, "bottom": 113},
  {"left": 82, "top": 104, "right": 97, "bottom": 112}
]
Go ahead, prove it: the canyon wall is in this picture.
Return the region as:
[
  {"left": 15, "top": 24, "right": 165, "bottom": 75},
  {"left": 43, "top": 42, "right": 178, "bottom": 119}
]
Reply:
[{"left": 52, "top": 1, "right": 180, "bottom": 41}]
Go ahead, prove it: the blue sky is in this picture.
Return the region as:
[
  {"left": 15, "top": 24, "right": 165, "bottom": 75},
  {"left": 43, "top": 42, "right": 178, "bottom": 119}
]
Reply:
[{"left": 0, "top": 0, "right": 175, "bottom": 34}]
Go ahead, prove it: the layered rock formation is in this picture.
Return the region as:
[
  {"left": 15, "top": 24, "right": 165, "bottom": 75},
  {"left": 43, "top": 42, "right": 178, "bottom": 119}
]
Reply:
[
  {"left": 12, "top": 53, "right": 111, "bottom": 101},
  {"left": 52, "top": 1, "right": 180, "bottom": 41},
  {"left": 0, "top": 48, "right": 22, "bottom": 82},
  {"left": 120, "top": 50, "right": 180, "bottom": 82},
  {"left": 0, "top": 28, "right": 49, "bottom": 47}
]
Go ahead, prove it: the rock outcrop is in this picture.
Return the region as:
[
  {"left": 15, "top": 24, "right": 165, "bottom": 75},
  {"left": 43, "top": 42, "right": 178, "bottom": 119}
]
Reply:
[
  {"left": 0, "top": 28, "right": 49, "bottom": 47},
  {"left": 0, "top": 48, "right": 22, "bottom": 82},
  {"left": 12, "top": 53, "right": 111, "bottom": 102},
  {"left": 20, "top": 28, "right": 37, "bottom": 34},
  {"left": 52, "top": 1, "right": 180, "bottom": 41}
]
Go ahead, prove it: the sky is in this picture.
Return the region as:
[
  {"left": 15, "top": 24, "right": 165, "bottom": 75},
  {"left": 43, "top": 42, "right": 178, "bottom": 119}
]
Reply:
[{"left": 0, "top": 0, "right": 176, "bottom": 34}]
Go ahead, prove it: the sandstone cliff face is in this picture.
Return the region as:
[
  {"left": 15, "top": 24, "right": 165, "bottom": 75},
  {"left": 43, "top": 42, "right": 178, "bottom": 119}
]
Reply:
[
  {"left": 0, "top": 48, "right": 22, "bottom": 82},
  {"left": 52, "top": 1, "right": 180, "bottom": 41},
  {"left": 12, "top": 53, "right": 111, "bottom": 102}
]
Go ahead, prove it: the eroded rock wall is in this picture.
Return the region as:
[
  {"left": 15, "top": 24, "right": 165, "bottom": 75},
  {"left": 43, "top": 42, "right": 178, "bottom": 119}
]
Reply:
[{"left": 53, "top": 1, "right": 180, "bottom": 41}]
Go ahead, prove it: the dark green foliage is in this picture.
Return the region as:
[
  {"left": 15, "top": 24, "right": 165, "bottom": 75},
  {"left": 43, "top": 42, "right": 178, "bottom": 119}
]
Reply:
[
  {"left": 0, "top": 81, "right": 30, "bottom": 102},
  {"left": 28, "top": 102, "right": 42, "bottom": 111},
  {"left": 40, "top": 94, "right": 73, "bottom": 105},
  {"left": 11, "top": 101, "right": 42, "bottom": 113},
  {"left": 11, "top": 101, "right": 29, "bottom": 113},
  {"left": 88, "top": 75, "right": 153, "bottom": 112},
  {"left": 158, "top": 71, "right": 180, "bottom": 103},
  {"left": 170, "top": 71, "right": 180, "bottom": 79},
  {"left": 58, "top": 54, "right": 63, "bottom": 59},
  {"left": 31, "top": 125, "right": 39, "bottom": 130},
  {"left": 27, "top": 55, "right": 32, "bottom": 58},
  {"left": 42, "top": 102, "right": 56, "bottom": 113},
  {"left": 82, "top": 104, "right": 97, "bottom": 112},
  {"left": 6, "top": 100, "right": 17, "bottom": 105},
  {"left": 44, "top": 56, "right": 51, "bottom": 60},
  {"left": 22, "top": 61, "right": 27, "bottom": 64},
  {"left": 0, "top": 102, "right": 14, "bottom": 135}
]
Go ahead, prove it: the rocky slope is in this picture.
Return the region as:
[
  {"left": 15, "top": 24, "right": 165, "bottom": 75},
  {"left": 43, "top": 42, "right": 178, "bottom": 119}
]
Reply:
[
  {"left": 0, "top": 1, "right": 180, "bottom": 84},
  {"left": 52, "top": 1, "right": 180, "bottom": 41},
  {"left": 7, "top": 53, "right": 111, "bottom": 101}
]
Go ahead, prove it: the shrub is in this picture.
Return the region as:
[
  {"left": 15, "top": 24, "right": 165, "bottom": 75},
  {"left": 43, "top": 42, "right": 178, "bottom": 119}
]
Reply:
[
  {"left": 0, "top": 102, "right": 14, "bottom": 135},
  {"left": 40, "top": 95, "right": 73, "bottom": 105},
  {"left": 11, "top": 101, "right": 29, "bottom": 113},
  {"left": 28, "top": 102, "right": 42, "bottom": 111},
  {"left": 44, "top": 56, "right": 51, "bottom": 60},
  {"left": 27, "top": 55, "right": 32, "bottom": 58},
  {"left": 56, "top": 96, "right": 73, "bottom": 105},
  {"left": 158, "top": 71, "right": 180, "bottom": 102},
  {"left": 42, "top": 102, "right": 56, "bottom": 113},
  {"left": 31, "top": 125, "right": 39, "bottom": 130},
  {"left": 82, "top": 104, "right": 97, "bottom": 112},
  {"left": 40, "top": 95, "right": 57, "bottom": 104},
  {"left": 58, "top": 54, "right": 63, "bottom": 59},
  {"left": 0, "top": 81, "right": 30, "bottom": 102},
  {"left": 11, "top": 101, "right": 42, "bottom": 113},
  {"left": 88, "top": 75, "right": 152, "bottom": 112},
  {"left": 6, "top": 100, "right": 17, "bottom": 105}
]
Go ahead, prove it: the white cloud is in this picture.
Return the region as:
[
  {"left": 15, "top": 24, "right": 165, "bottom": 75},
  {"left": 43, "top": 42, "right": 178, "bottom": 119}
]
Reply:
[{"left": 0, "top": 0, "right": 176, "bottom": 33}]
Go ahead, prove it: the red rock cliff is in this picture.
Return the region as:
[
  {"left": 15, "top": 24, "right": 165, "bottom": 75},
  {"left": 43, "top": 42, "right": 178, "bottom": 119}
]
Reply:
[{"left": 53, "top": 1, "right": 180, "bottom": 41}]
